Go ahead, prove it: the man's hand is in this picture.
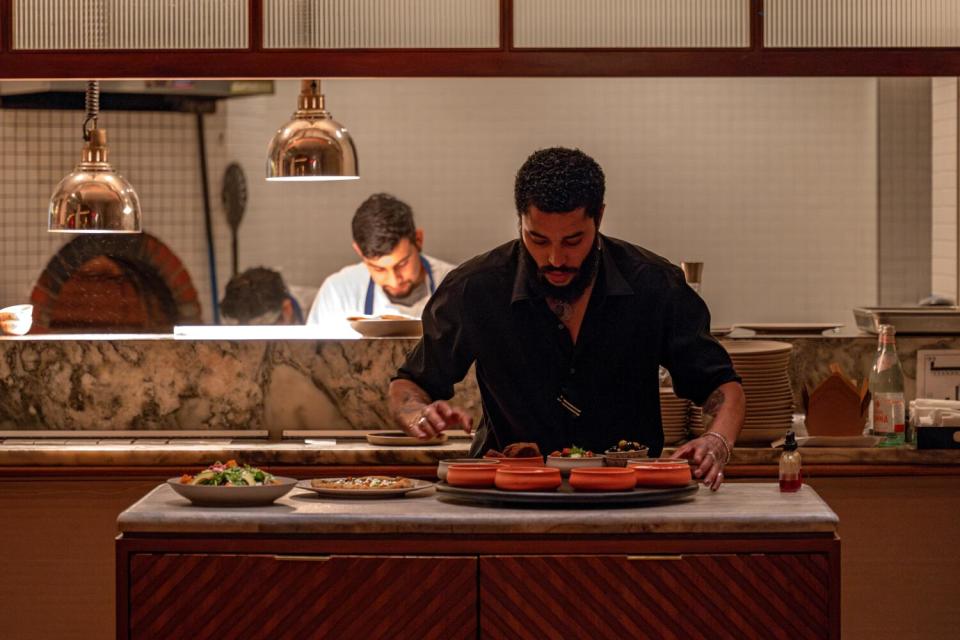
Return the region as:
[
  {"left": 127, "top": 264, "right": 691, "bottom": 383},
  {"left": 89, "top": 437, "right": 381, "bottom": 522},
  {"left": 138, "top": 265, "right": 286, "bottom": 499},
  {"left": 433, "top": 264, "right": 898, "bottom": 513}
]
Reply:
[
  {"left": 671, "top": 435, "right": 726, "bottom": 491},
  {"left": 389, "top": 378, "right": 474, "bottom": 440},
  {"left": 669, "top": 381, "right": 743, "bottom": 491},
  {"left": 406, "top": 400, "right": 474, "bottom": 438}
]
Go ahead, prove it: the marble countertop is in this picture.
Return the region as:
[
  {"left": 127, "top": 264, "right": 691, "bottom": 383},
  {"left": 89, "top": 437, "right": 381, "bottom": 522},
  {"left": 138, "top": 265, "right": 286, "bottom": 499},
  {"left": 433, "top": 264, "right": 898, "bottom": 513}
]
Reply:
[
  {"left": 2, "top": 436, "right": 959, "bottom": 467},
  {"left": 117, "top": 482, "right": 838, "bottom": 536}
]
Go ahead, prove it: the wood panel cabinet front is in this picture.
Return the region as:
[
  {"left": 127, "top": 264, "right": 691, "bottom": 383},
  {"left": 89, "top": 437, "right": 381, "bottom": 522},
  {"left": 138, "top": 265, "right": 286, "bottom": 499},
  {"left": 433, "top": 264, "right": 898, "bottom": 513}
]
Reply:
[
  {"left": 126, "top": 553, "right": 476, "bottom": 640},
  {"left": 479, "top": 554, "right": 831, "bottom": 640}
]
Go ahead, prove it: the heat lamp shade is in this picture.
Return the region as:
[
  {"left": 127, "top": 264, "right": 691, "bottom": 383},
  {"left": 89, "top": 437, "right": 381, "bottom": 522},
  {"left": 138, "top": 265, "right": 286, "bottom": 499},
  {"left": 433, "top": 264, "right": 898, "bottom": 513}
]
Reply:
[
  {"left": 265, "top": 115, "right": 359, "bottom": 181},
  {"left": 48, "top": 165, "right": 142, "bottom": 233}
]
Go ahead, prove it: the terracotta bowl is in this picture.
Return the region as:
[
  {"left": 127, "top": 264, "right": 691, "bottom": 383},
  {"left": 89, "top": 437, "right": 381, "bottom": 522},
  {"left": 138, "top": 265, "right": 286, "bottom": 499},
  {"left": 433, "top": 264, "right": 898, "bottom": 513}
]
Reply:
[
  {"left": 0, "top": 304, "right": 32, "bottom": 336},
  {"left": 494, "top": 467, "right": 561, "bottom": 492},
  {"left": 446, "top": 463, "right": 499, "bottom": 488},
  {"left": 545, "top": 454, "right": 605, "bottom": 477},
  {"left": 627, "top": 460, "right": 693, "bottom": 487},
  {"left": 569, "top": 467, "right": 637, "bottom": 492},
  {"left": 493, "top": 456, "right": 545, "bottom": 468},
  {"left": 437, "top": 458, "right": 498, "bottom": 482},
  {"left": 603, "top": 447, "right": 650, "bottom": 467}
]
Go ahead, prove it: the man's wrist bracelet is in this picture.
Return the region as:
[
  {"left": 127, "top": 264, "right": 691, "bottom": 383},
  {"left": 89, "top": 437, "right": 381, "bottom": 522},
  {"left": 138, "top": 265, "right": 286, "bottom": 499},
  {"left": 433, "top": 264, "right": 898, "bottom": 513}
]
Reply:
[{"left": 702, "top": 431, "right": 732, "bottom": 464}]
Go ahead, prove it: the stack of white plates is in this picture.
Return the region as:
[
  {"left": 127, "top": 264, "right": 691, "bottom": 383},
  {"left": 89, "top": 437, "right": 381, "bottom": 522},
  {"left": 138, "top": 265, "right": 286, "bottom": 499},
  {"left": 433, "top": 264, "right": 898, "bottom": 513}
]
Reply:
[
  {"left": 689, "top": 340, "right": 794, "bottom": 445},
  {"left": 660, "top": 387, "right": 691, "bottom": 445}
]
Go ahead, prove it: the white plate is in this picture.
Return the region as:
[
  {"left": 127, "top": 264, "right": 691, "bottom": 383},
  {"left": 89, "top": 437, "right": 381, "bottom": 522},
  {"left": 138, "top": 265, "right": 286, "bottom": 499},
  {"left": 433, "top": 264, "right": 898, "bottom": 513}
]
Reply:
[
  {"left": 166, "top": 477, "right": 298, "bottom": 507},
  {"left": 347, "top": 316, "right": 422, "bottom": 338},
  {"left": 734, "top": 323, "right": 843, "bottom": 335},
  {"left": 297, "top": 477, "right": 434, "bottom": 498}
]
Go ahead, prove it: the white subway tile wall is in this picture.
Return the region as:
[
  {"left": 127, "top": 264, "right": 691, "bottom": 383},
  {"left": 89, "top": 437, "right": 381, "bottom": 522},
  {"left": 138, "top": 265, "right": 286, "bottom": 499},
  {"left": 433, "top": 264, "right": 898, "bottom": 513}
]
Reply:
[
  {"left": 931, "top": 77, "right": 958, "bottom": 301},
  {"left": 224, "top": 78, "right": 879, "bottom": 329},
  {"left": 0, "top": 108, "right": 231, "bottom": 321}
]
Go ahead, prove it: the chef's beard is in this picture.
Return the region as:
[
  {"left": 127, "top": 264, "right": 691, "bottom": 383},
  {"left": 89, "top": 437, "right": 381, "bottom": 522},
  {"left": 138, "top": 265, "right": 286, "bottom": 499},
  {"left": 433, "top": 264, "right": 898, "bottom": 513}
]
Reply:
[{"left": 521, "top": 238, "right": 601, "bottom": 303}]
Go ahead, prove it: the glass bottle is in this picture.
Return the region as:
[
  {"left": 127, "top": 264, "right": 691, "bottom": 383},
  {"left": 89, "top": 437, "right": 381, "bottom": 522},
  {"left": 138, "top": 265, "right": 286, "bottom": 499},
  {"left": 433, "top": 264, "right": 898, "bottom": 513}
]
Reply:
[
  {"left": 779, "top": 431, "right": 802, "bottom": 492},
  {"left": 868, "top": 324, "right": 906, "bottom": 446}
]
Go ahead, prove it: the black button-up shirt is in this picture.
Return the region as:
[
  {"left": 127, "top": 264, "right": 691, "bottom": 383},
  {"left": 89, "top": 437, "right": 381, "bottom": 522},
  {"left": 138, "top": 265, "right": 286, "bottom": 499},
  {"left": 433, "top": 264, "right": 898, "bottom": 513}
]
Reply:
[{"left": 395, "top": 235, "right": 739, "bottom": 457}]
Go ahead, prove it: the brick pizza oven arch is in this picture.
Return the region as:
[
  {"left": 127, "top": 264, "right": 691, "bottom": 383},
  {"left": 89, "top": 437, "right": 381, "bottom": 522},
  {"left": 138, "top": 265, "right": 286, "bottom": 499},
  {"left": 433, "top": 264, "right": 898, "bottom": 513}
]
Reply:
[{"left": 30, "top": 232, "right": 202, "bottom": 332}]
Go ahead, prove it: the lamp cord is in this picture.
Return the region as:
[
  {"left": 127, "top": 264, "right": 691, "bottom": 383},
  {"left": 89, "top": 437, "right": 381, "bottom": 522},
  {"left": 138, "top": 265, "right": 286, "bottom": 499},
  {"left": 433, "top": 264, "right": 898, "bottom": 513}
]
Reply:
[{"left": 82, "top": 80, "right": 100, "bottom": 141}]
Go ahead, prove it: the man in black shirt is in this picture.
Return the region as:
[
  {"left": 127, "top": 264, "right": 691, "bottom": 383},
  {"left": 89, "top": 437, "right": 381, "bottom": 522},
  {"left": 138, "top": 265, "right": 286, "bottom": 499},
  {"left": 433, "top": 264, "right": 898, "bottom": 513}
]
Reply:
[{"left": 389, "top": 147, "right": 744, "bottom": 490}]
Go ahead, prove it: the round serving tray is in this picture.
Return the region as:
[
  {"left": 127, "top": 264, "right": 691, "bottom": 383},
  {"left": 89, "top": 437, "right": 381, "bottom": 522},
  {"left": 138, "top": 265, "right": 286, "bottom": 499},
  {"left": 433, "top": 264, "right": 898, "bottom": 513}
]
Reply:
[{"left": 435, "top": 481, "right": 699, "bottom": 508}]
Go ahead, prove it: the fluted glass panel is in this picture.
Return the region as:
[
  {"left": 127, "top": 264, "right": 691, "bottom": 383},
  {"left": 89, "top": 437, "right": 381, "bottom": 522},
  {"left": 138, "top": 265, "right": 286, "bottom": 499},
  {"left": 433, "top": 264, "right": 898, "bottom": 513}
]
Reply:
[
  {"left": 264, "top": 0, "right": 499, "bottom": 49},
  {"left": 766, "top": 0, "right": 960, "bottom": 47},
  {"left": 13, "top": 0, "right": 247, "bottom": 50},
  {"left": 514, "top": 0, "right": 749, "bottom": 48}
]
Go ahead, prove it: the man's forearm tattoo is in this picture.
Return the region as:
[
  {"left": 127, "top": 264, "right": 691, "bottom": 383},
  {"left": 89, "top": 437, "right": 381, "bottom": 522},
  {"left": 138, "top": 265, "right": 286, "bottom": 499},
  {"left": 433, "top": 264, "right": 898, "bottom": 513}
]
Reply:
[{"left": 701, "top": 388, "right": 726, "bottom": 429}]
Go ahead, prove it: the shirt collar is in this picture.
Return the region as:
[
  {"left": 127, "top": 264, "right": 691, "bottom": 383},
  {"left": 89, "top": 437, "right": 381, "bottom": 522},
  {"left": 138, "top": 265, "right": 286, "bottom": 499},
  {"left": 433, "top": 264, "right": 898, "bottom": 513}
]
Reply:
[{"left": 511, "top": 235, "right": 634, "bottom": 304}]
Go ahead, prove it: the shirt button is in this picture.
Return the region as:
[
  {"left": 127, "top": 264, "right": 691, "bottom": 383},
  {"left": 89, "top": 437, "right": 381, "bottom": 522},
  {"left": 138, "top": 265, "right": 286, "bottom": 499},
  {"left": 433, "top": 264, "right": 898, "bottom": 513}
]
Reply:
[
  {"left": 557, "top": 323, "right": 564, "bottom": 330},
  {"left": 569, "top": 367, "right": 576, "bottom": 374}
]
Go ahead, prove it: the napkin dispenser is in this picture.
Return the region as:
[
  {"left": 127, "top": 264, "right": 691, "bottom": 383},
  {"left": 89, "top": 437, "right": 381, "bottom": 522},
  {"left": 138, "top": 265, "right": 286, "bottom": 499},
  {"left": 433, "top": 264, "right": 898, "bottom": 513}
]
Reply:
[
  {"left": 910, "top": 398, "right": 960, "bottom": 449},
  {"left": 802, "top": 364, "right": 869, "bottom": 437}
]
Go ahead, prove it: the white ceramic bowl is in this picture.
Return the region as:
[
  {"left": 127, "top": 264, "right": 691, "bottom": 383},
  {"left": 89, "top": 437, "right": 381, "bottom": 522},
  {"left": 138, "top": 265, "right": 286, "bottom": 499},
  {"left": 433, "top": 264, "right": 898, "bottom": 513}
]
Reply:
[
  {"left": 545, "top": 454, "right": 605, "bottom": 477},
  {"left": 0, "top": 304, "right": 33, "bottom": 336}
]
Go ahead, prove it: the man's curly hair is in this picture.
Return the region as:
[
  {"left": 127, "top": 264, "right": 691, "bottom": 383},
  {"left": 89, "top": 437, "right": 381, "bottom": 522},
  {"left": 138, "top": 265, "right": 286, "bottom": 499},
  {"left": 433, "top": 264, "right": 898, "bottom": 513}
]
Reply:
[{"left": 514, "top": 147, "right": 605, "bottom": 218}]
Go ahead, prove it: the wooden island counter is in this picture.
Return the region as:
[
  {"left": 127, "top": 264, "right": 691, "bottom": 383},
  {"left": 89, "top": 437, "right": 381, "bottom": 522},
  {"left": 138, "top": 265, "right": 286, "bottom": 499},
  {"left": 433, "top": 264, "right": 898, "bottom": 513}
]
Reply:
[{"left": 116, "top": 483, "right": 840, "bottom": 639}]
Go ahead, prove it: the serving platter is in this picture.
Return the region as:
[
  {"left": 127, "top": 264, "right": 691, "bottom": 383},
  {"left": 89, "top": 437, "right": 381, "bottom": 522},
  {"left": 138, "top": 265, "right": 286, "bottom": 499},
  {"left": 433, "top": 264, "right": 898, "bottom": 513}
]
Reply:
[
  {"left": 297, "top": 478, "right": 434, "bottom": 499},
  {"left": 435, "top": 480, "right": 698, "bottom": 508},
  {"left": 347, "top": 316, "right": 422, "bottom": 337},
  {"left": 166, "top": 477, "right": 298, "bottom": 507},
  {"left": 366, "top": 431, "right": 448, "bottom": 446}
]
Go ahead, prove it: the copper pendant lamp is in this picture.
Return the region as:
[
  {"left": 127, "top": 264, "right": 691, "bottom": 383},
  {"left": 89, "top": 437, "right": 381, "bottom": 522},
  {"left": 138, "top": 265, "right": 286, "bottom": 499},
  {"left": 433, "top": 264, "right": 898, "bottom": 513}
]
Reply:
[
  {"left": 48, "top": 81, "right": 142, "bottom": 233},
  {"left": 266, "top": 80, "right": 359, "bottom": 181}
]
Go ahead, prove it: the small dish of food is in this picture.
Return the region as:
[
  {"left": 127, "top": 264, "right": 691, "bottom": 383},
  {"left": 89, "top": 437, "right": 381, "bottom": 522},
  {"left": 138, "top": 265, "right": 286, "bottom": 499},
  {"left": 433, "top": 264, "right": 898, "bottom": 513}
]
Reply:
[
  {"left": 484, "top": 442, "right": 544, "bottom": 467},
  {"left": 569, "top": 467, "right": 637, "bottom": 492},
  {"left": 437, "top": 457, "right": 499, "bottom": 481},
  {"left": 545, "top": 446, "right": 604, "bottom": 476},
  {"left": 603, "top": 440, "right": 650, "bottom": 467},
  {"left": 446, "top": 463, "right": 500, "bottom": 488},
  {"left": 627, "top": 459, "right": 694, "bottom": 487},
  {"left": 167, "top": 460, "right": 297, "bottom": 507},
  {"left": 297, "top": 475, "right": 434, "bottom": 498},
  {"left": 494, "top": 467, "right": 562, "bottom": 492}
]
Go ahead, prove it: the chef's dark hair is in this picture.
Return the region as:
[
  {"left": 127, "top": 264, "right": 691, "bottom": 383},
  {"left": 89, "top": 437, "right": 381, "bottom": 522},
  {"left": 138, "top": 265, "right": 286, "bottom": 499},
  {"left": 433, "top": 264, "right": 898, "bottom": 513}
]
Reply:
[
  {"left": 514, "top": 147, "right": 605, "bottom": 219},
  {"left": 220, "top": 267, "right": 289, "bottom": 323},
  {"left": 352, "top": 193, "right": 418, "bottom": 258}
]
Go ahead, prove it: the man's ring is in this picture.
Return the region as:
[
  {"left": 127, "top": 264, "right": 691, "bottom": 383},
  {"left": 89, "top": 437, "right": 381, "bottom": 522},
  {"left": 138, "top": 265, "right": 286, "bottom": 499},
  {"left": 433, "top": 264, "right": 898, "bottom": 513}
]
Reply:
[
  {"left": 705, "top": 451, "right": 716, "bottom": 460},
  {"left": 417, "top": 415, "right": 428, "bottom": 427}
]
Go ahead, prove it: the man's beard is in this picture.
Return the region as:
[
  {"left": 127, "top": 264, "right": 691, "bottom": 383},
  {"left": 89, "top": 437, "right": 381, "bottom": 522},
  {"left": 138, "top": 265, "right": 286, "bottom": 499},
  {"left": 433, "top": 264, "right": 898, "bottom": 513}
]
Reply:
[{"left": 522, "top": 239, "right": 601, "bottom": 303}]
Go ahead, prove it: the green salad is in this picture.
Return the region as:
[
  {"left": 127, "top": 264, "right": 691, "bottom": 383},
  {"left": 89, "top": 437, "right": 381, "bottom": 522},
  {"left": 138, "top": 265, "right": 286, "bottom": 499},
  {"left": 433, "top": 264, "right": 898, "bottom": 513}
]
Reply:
[{"left": 179, "top": 460, "right": 276, "bottom": 486}]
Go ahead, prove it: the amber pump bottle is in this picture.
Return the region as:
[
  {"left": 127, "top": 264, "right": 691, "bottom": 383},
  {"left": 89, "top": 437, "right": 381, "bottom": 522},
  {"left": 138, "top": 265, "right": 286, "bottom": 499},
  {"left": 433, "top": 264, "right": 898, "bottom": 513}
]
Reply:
[{"left": 779, "top": 431, "right": 802, "bottom": 492}]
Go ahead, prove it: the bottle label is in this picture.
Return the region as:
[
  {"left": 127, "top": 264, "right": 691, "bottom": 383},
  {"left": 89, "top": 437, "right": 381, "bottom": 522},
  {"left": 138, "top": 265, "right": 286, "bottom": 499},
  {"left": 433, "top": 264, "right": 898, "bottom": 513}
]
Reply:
[{"left": 871, "top": 393, "right": 905, "bottom": 434}]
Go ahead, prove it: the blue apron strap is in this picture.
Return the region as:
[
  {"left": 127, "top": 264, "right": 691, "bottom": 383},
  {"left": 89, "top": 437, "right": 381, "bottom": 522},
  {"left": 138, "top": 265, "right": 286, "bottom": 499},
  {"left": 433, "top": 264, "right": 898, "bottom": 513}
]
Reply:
[
  {"left": 421, "top": 256, "right": 436, "bottom": 295},
  {"left": 365, "top": 256, "right": 434, "bottom": 316},
  {"left": 288, "top": 295, "right": 304, "bottom": 324},
  {"left": 364, "top": 278, "right": 375, "bottom": 315}
]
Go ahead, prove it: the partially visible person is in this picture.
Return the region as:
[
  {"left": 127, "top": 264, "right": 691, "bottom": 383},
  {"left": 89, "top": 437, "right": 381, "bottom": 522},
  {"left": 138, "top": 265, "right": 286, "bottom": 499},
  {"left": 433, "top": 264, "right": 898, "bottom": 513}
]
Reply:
[
  {"left": 220, "top": 267, "right": 304, "bottom": 325},
  {"left": 307, "top": 193, "right": 455, "bottom": 324}
]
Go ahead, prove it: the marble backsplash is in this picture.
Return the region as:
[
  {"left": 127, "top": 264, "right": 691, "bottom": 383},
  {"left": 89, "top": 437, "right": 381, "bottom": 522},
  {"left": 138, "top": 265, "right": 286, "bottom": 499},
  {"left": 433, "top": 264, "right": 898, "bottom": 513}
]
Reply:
[{"left": 1, "top": 334, "right": 957, "bottom": 434}]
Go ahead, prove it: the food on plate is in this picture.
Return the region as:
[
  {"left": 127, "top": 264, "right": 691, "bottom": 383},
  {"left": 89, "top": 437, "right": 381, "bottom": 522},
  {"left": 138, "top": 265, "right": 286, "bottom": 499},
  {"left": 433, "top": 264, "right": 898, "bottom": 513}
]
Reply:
[
  {"left": 309, "top": 476, "right": 415, "bottom": 490},
  {"left": 484, "top": 442, "right": 542, "bottom": 458},
  {"left": 606, "top": 440, "right": 646, "bottom": 453},
  {"left": 179, "top": 460, "right": 277, "bottom": 486},
  {"left": 346, "top": 314, "right": 413, "bottom": 321},
  {"left": 549, "top": 445, "right": 595, "bottom": 458}
]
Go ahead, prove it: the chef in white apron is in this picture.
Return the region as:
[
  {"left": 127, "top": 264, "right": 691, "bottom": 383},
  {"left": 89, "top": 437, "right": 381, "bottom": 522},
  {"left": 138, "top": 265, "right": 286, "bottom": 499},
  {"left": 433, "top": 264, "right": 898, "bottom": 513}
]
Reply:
[{"left": 307, "top": 193, "right": 455, "bottom": 332}]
